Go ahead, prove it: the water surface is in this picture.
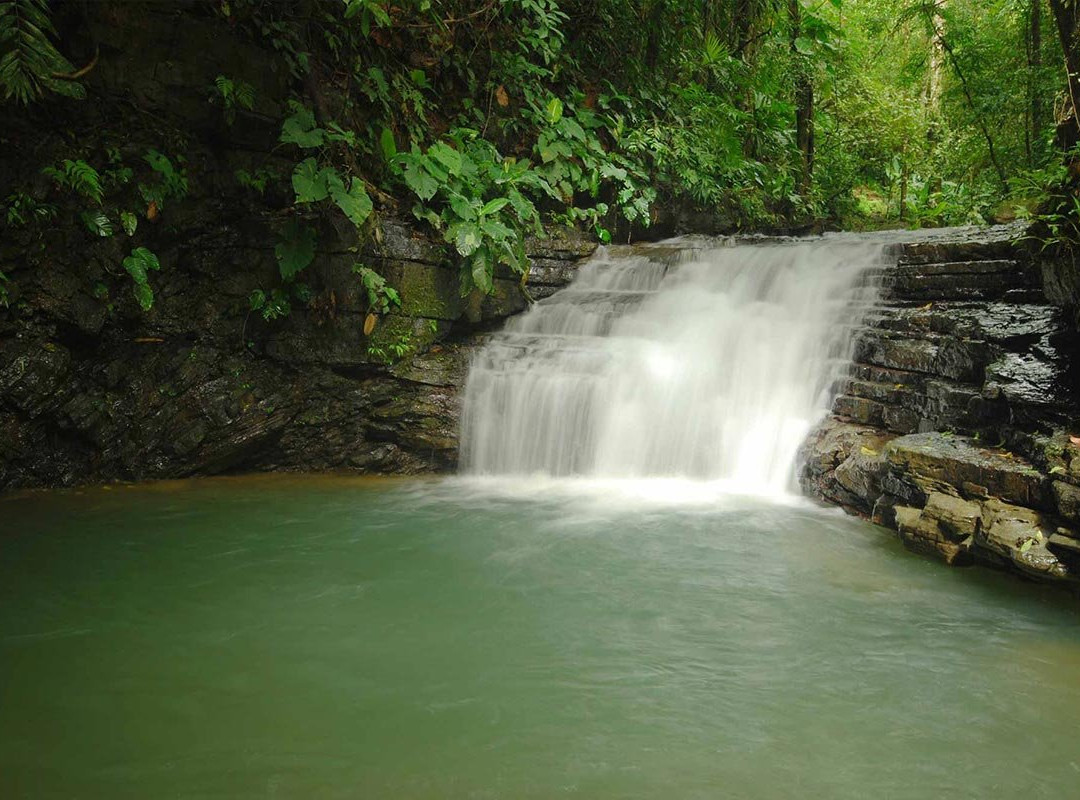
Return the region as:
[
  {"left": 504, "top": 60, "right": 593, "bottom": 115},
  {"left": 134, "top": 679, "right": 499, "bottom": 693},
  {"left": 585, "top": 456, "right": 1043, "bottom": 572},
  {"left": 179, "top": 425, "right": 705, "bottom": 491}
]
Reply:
[{"left": 2, "top": 475, "right": 1078, "bottom": 798}]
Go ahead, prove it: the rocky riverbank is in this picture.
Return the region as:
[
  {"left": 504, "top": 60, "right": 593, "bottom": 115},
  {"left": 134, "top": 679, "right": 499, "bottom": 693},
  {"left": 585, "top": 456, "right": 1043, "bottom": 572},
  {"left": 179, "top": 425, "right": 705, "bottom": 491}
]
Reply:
[
  {"left": 0, "top": 218, "right": 593, "bottom": 489},
  {"left": 799, "top": 224, "right": 1080, "bottom": 585}
]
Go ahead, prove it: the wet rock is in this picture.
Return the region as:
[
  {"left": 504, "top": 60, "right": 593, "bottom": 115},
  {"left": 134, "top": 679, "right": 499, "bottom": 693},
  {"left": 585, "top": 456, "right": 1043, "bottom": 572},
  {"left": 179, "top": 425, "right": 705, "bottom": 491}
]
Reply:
[
  {"left": 1052, "top": 480, "right": 1080, "bottom": 523},
  {"left": 893, "top": 503, "right": 975, "bottom": 566},
  {"left": 797, "top": 417, "right": 894, "bottom": 513},
  {"left": 1047, "top": 532, "right": 1080, "bottom": 573},
  {"left": 977, "top": 499, "right": 1070, "bottom": 580},
  {"left": 924, "top": 491, "right": 983, "bottom": 541},
  {"left": 884, "top": 433, "right": 1046, "bottom": 509},
  {"left": 0, "top": 339, "right": 74, "bottom": 418}
]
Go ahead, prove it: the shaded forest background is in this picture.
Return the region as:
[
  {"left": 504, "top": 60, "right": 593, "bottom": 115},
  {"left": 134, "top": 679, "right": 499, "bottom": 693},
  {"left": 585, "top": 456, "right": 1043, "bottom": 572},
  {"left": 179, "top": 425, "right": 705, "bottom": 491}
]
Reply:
[{"left": 2, "top": 0, "right": 1080, "bottom": 311}]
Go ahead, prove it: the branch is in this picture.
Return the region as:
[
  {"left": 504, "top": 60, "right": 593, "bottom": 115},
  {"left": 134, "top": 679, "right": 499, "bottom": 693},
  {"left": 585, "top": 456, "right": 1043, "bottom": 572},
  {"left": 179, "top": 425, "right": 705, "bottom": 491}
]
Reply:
[{"left": 51, "top": 46, "right": 99, "bottom": 81}]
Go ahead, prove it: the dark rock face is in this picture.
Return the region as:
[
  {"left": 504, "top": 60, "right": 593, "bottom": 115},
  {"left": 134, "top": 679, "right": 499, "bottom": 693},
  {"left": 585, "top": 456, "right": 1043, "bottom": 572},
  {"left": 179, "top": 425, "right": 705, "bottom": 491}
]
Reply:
[
  {"left": 800, "top": 225, "right": 1080, "bottom": 586},
  {"left": 0, "top": 217, "right": 592, "bottom": 489},
  {"left": 0, "top": 7, "right": 597, "bottom": 490}
]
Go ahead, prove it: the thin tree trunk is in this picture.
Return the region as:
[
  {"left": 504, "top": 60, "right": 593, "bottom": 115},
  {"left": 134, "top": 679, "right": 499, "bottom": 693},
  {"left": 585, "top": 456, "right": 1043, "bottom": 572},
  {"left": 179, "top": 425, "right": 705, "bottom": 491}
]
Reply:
[
  {"left": 1029, "top": 0, "right": 1044, "bottom": 164},
  {"left": 931, "top": 21, "right": 1010, "bottom": 190},
  {"left": 1049, "top": 0, "right": 1080, "bottom": 150},
  {"left": 790, "top": 0, "right": 814, "bottom": 194},
  {"left": 927, "top": 1, "right": 946, "bottom": 193}
]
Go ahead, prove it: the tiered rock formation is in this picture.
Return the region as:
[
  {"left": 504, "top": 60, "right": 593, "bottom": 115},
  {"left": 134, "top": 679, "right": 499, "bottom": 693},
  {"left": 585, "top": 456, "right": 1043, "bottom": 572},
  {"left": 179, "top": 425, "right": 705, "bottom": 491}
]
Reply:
[{"left": 800, "top": 225, "right": 1080, "bottom": 584}]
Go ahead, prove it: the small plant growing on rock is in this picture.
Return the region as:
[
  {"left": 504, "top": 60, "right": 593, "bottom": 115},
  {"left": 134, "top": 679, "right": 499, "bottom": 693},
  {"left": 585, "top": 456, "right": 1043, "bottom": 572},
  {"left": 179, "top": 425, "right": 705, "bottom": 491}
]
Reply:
[{"left": 211, "top": 75, "right": 255, "bottom": 125}]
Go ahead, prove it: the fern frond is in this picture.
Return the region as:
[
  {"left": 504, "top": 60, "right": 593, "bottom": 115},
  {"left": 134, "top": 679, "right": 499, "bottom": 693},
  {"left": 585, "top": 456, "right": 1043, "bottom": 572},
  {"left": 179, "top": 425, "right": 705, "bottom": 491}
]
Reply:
[
  {"left": 0, "top": 0, "right": 78, "bottom": 104},
  {"left": 43, "top": 159, "right": 104, "bottom": 205}
]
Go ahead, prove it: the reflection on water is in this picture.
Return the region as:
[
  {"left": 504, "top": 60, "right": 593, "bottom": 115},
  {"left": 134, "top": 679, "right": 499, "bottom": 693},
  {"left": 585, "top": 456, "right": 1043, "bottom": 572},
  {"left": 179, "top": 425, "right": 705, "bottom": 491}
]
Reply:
[{"left": 1, "top": 474, "right": 1078, "bottom": 799}]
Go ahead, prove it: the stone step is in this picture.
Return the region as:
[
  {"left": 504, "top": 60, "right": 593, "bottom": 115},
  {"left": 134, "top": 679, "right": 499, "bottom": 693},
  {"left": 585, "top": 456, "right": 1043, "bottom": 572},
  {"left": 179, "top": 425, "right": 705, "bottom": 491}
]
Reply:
[
  {"left": 882, "top": 284, "right": 1041, "bottom": 303},
  {"left": 852, "top": 330, "right": 991, "bottom": 383},
  {"left": 883, "top": 270, "right": 1032, "bottom": 292},
  {"left": 891, "top": 259, "right": 1022, "bottom": 277}
]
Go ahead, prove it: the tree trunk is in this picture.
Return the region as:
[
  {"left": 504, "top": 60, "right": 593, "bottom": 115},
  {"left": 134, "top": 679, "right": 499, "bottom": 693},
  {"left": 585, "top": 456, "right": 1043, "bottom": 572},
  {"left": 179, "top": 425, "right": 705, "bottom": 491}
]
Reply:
[
  {"left": 1049, "top": 0, "right": 1080, "bottom": 151},
  {"left": 927, "top": 1, "right": 946, "bottom": 193},
  {"left": 790, "top": 0, "right": 814, "bottom": 194},
  {"left": 1029, "top": 0, "right": 1044, "bottom": 164}
]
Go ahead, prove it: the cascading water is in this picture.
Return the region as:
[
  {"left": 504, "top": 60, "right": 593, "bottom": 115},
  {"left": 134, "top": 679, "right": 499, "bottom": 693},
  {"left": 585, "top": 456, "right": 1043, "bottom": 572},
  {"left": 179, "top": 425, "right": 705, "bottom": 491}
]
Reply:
[{"left": 460, "top": 236, "right": 890, "bottom": 493}]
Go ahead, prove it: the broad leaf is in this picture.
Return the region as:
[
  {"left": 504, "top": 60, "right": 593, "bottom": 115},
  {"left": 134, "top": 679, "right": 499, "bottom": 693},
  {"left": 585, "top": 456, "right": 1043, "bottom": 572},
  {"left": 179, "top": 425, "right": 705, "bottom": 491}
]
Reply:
[
  {"left": 546, "top": 98, "right": 563, "bottom": 125},
  {"left": 480, "top": 217, "right": 513, "bottom": 242},
  {"left": 292, "top": 158, "right": 330, "bottom": 203},
  {"left": 329, "top": 175, "right": 373, "bottom": 227},
  {"left": 379, "top": 127, "right": 397, "bottom": 162},
  {"left": 450, "top": 221, "right": 482, "bottom": 256},
  {"left": 275, "top": 222, "right": 316, "bottom": 279},
  {"left": 404, "top": 162, "right": 439, "bottom": 201},
  {"left": 81, "top": 211, "right": 113, "bottom": 237},
  {"left": 448, "top": 192, "right": 478, "bottom": 221},
  {"left": 428, "top": 142, "right": 463, "bottom": 176},
  {"left": 133, "top": 282, "right": 154, "bottom": 311},
  {"left": 479, "top": 197, "right": 510, "bottom": 216},
  {"left": 280, "top": 104, "right": 324, "bottom": 148},
  {"left": 471, "top": 249, "right": 492, "bottom": 293}
]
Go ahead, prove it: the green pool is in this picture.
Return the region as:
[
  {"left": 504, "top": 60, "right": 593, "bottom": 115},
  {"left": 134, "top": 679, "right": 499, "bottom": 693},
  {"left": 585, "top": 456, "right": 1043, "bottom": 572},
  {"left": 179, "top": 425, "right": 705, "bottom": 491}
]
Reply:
[{"left": 2, "top": 475, "right": 1078, "bottom": 798}]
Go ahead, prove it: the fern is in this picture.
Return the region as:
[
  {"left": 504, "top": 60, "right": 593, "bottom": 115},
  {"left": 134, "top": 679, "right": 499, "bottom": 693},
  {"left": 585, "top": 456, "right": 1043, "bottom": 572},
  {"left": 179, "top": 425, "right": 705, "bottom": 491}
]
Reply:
[
  {"left": 0, "top": 0, "right": 82, "bottom": 104},
  {"left": 42, "top": 159, "right": 104, "bottom": 205}
]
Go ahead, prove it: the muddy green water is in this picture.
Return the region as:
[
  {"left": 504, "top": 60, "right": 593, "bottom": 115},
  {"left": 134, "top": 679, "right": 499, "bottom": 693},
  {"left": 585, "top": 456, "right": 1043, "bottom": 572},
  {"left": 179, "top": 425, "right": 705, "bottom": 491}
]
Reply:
[{"left": 1, "top": 475, "right": 1079, "bottom": 799}]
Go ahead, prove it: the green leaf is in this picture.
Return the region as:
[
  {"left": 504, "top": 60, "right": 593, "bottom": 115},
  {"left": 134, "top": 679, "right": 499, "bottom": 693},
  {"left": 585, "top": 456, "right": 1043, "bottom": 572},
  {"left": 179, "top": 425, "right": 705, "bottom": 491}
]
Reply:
[
  {"left": 794, "top": 36, "right": 814, "bottom": 56},
  {"left": 280, "top": 104, "right": 324, "bottom": 148},
  {"left": 120, "top": 211, "right": 138, "bottom": 236},
  {"left": 81, "top": 211, "right": 113, "bottom": 237},
  {"left": 292, "top": 158, "right": 330, "bottom": 203},
  {"left": 450, "top": 221, "right": 482, "bottom": 256},
  {"left": 404, "top": 162, "right": 439, "bottom": 201},
  {"left": 546, "top": 98, "right": 563, "bottom": 125},
  {"left": 122, "top": 247, "right": 161, "bottom": 311},
  {"left": 479, "top": 197, "right": 510, "bottom": 216},
  {"left": 329, "top": 174, "right": 373, "bottom": 227},
  {"left": 379, "top": 127, "right": 397, "bottom": 162},
  {"left": 447, "top": 192, "right": 478, "bottom": 221},
  {"left": 428, "top": 142, "right": 463, "bottom": 176},
  {"left": 480, "top": 217, "right": 513, "bottom": 242},
  {"left": 133, "top": 282, "right": 154, "bottom": 311},
  {"left": 275, "top": 222, "right": 316, "bottom": 279},
  {"left": 471, "top": 248, "right": 492, "bottom": 293},
  {"left": 508, "top": 188, "right": 537, "bottom": 222},
  {"left": 411, "top": 203, "right": 443, "bottom": 229}
]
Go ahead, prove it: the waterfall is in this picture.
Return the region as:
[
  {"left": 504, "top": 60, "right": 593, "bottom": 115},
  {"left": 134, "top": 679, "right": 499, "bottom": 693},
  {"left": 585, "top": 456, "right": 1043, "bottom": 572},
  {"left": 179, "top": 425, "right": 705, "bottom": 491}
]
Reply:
[{"left": 460, "top": 236, "right": 889, "bottom": 493}]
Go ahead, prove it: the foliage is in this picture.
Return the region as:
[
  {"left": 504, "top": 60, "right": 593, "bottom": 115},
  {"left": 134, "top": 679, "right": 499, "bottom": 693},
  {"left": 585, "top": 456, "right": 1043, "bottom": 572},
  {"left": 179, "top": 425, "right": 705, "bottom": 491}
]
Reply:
[
  {"left": 122, "top": 246, "right": 161, "bottom": 311},
  {"left": 139, "top": 149, "right": 188, "bottom": 212},
  {"left": 42, "top": 159, "right": 103, "bottom": 205},
  {"left": 0, "top": 0, "right": 84, "bottom": 104},
  {"left": 211, "top": 75, "right": 255, "bottom": 125},
  {"left": 4, "top": 190, "right": 55, "bottom": 226},
  {"left": 396, "top": 130, "right": 543, "bottom": 294},
  {"left": 353, "top": 265, "right": 400, "bottom": 314},
  {"left": 8, "top": 0, "right": 1080, "bottom": 351},
  {"left": 367, "top": 330, "right": 415, "bottom": 366}
]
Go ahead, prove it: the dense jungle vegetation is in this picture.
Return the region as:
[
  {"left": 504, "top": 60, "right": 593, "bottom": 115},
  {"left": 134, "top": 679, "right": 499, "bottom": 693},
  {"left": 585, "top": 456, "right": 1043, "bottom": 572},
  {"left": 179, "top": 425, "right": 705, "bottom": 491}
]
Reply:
[{"left": 2, "top": 0, "right": 1080, "bottom": 313}]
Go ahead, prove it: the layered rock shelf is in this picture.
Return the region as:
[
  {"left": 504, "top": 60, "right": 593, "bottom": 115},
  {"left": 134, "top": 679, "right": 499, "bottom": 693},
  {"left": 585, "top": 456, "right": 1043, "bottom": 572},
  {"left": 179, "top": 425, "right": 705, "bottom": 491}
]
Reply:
[
  {"left": 0, "top": 218, "right": 594, "bottom": 489},
  {"left": 800, "top": 225, "right": 1080, "bottom": 585}
]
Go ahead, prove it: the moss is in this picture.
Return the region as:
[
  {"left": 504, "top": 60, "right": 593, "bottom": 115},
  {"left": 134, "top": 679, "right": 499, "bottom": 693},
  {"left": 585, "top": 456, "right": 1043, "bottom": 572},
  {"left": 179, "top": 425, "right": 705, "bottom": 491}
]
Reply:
[{"left": 393, "top": 262, "right": 463, "bottom": 320}]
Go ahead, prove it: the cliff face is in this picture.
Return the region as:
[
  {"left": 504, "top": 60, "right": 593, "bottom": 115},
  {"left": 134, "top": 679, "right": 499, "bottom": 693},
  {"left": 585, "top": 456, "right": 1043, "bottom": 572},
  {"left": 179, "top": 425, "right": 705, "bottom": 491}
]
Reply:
[
  {"left": 0, "top": 215, "right": 592, "bottom": 488},
  {"left": 0, "top": 5, "right": 595, "bottom": 489},
  {"left": 800, "top": 225, "right": 1080, "bottom": 585}
]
